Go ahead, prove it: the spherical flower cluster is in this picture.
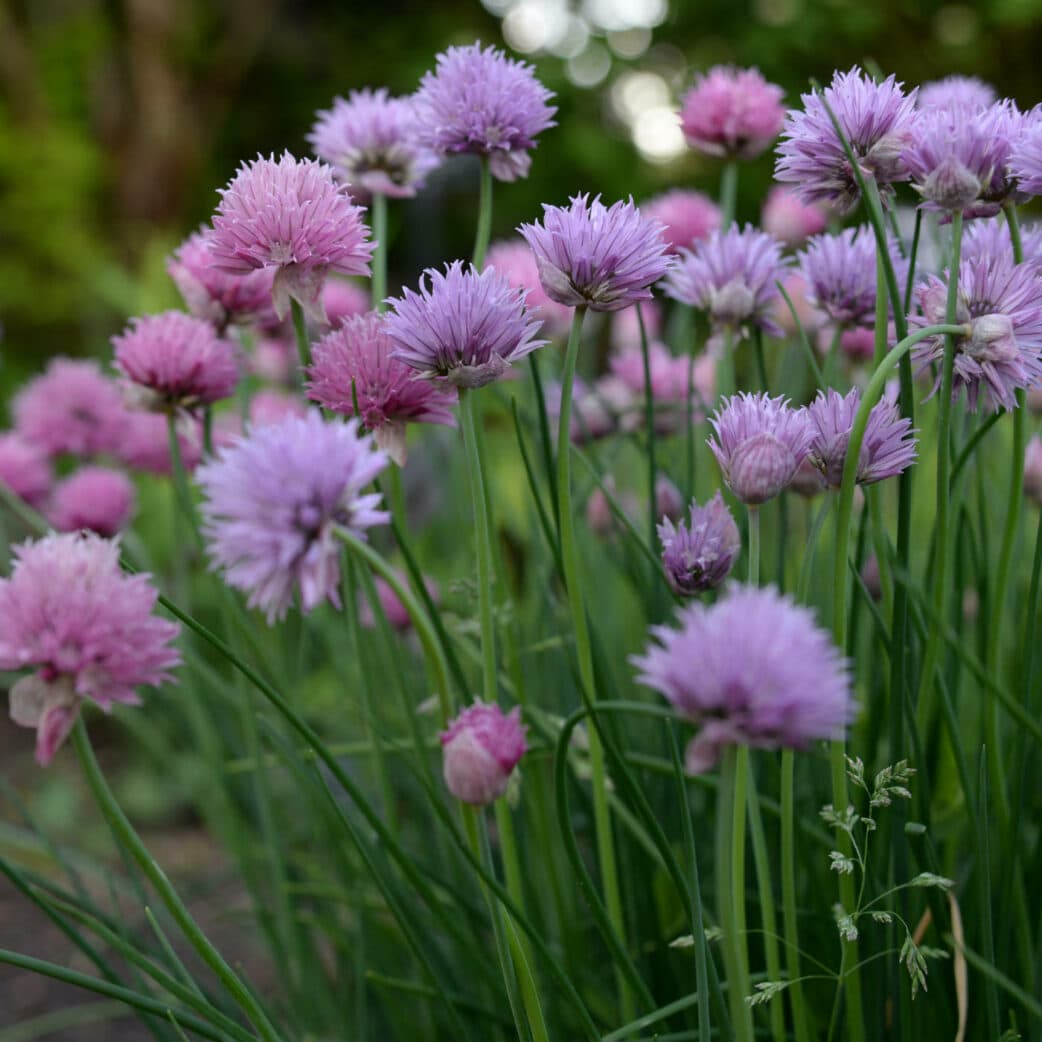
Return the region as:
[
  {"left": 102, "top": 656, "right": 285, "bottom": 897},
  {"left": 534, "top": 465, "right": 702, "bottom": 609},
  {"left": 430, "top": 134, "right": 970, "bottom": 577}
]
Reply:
[
  {"left": 640, "top": 190, "right": 721, "bottom": 254},
  {"left": 519, "top": 194, "right": 671, "bottom": 313},
  {"left": 0, "top": 533, "right": 180, "bottom": 765},
  {"left": 0, "top": 434, "right": 51, "bottom": 508},
  {"left": 50, "top": 467, "right": 136, "bottom": 537},
  {"left": 917, "top": 75, "right": 996, "bottom": 113},
  {"left": 485, "top": 239, "right": 574, "bottom": 337},
  {"left": 608, "top": 342, "right": 714, "bottom": 434},
  {"left": 761, "top": 185, "right": 829, "bottom": 246},
  {"left": 113, "top": 311, "right": 239, "bottom": 412},
  {"left": 323, "top": 279, "right": 371, "bottom": 327},
  {"left": 658, "top": 492, "right": 741, "bottom": 596},
  {"left": 962, "top": 218, "right": 1042, "bottom": 270},
  {"left": 307, "top": 312, "right": 458, "bottom": 465},
  {"left": 209, "top": 153, "right": 373, "bottom": 322},
  {"left": 385, "top": 261, "right": 545, "bottom": 388},
  {"left": 709, "top": 392, "right": 815, "bottom": 505},
  {"left": 1010, "top": 122, "right": 1042, "bottom": 199},
  {"left": 308, "top": 88, "right": 439, "bottom": 198},
  {"left": 679, "top": 66, "right": 786, "bottom": 160},
  {"left": 413, "top": 43, "right": 556, "bottom": 182},
  {"left": 633, "top": 583, "right": 853, "bottom": 773},
  {"left": 196, "top": 411, "right": 389, "bottom": 623},
  {"left": 775, "top": 67, "right": 918, "bottom": 215},
  {"left": 663, "top": 225, "right": 790, "bottom": 336},
  {"left": 440, "top": 702, "right": 527, "bottom": 805}
]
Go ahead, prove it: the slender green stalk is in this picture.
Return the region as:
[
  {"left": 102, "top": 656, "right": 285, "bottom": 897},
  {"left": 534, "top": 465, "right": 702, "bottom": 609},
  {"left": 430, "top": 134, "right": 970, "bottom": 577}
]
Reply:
[
  {"left": 638, "top": 304, "right": 658, "bottom": 562},
  {"left": 780, "top": 749, "right": 810, "bottom": 1042},
  {"left": 165, "top": 415, "right": 202, "bottom": 547},
  {"left": 290, "top": 298, "right": 310, "bottom": 371},
  {"left": 823, "top": 327, "right": 843, "bottom": 388},
  {"left": 686, "top": 337, "right": 699, "bottom": 501},
  {"left": 719, "top": 161, "right": 738, "bottom": 227},
  {"left": 747, "top": 506, "right": 760, "bottom": 585},
  {"left": 371, "top": 191, "right": 388, "bottom": 311},
  {"left": 471, "top": 157, "right": 493, "bottom": 269}
]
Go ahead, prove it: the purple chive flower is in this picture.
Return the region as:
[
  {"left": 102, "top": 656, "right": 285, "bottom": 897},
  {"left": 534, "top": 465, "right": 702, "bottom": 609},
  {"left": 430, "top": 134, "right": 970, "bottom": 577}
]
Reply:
[
  {"left": 13, "top": 359, "right": 128, "bottom": 460},
  {"left": 761, "top": 185, "right": 829, "bottom": 247},
  {"left": 209, "top": 153, "right": 373, "bottom": 322},
  {"left": 0, "top": 434, "right": 51, "bottom": 508},
  {"left": 658, "top": 492, "right": 741, "bottom": 596},
  {"left": 50, "top": 467, "right": 136, "bottom": 537},
  {"left": 640, "top": 190, "right": 722, "bottom": 254},
  {"left": 1024, "top": 434, "right": 1042, "bottom": 505},
  {"left": 322, "top": 279, "right": 371, "bottom": 327},
  {"left": 679, "top": 66, "right": 786, "bottom": 160},
  {"left": 709, "top": 392, "right": 815, "bottom": 505},
  {"left": 911, "top": 250, "right": 1042, "bottom": 412},
  {"left": 609, "top": 342, "right": 714, "bottom": 434},
  {"left": 518, "top": 194, "right": 671, "bottom": 313},
  {"left": 197, "top": 411, "right": 388, "bottom": 623},
  {"left": 663, "top": 225, "right": 790, "bottom": 336},
  {"left": 308, "top": 88, "right": 439, "bottom": 199},
  {"left": 1010, "top": 121, "right": 1042, "bottom": 198},
  {"left": 632, "top": 583, "right": 853, "bottom": 773},
  {"left": 0, "top": 532, "right": 180, "bottom": 765},
  {"left": 918, "top": 75, "right": 997, "bottom": 113},
  {"left": 962, "top": 218, "right": 1042, "bottom": 270},
  {"left": 485, "top": 239, "right": 574, "bottom": 337},
  {"left": 116, "top": 412, "right": 203, "bottom": 477},
  {"left": 413, "top": 42, "right": 556, "bottom": 182},
  {"left": 440, "top": 702, "right": 527, "bottom": 805},
  {"left": 384, "top": 261, "right": 545, "bottom": 388},
  {"left": 775, "top": 67, "right": 918, "bottom": 215},
  {"left": 808, "top": 387, "right": 917, "bottom": 488},
  {"left": 168, "top": 228, "right": 277, "bottom": 331},
  {"left": 307, "top": 312, "right": 458, "bottom": 465},
  {"left": 113, "top": 311, "right": 239, "bottom": 412}
]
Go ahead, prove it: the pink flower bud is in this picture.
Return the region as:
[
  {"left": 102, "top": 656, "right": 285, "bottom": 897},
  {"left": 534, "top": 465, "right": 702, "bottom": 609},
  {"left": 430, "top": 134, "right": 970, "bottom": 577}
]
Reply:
[{"left": 440, "top": 703, "right": 527, "bottom": 805}]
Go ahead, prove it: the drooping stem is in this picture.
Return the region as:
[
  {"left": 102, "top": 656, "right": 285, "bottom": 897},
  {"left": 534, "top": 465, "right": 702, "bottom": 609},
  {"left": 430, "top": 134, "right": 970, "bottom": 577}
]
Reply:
[
  {"left": 370, "top": 191, "right": 388, "bottom": 312},
  {"left": 290, "top": 298, "right": 310, "bottom": 372},
  {"left": 471, "top": 158, "right": 493, "bottom": 270},
  {"left": 719, "top": 161, "right": 738, "bottom": 228},
  {"left": 780, "top": 748, "right": 810, "bottom": 1042}
]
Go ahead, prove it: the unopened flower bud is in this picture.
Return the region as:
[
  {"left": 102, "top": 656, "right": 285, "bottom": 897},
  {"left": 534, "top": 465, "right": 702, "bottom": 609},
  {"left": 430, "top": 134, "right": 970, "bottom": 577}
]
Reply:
[{"left": 440, "top": 703, "right": 527, "bottom": 806}]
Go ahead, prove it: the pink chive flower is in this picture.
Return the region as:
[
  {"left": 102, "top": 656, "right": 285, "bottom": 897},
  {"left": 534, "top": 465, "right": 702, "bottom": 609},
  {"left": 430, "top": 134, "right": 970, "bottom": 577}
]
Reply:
[
  {"left": 13, "top": 359, "right": 128, "bottom": 460},
  {"left": 249, "top": 390, "right": 307, "bottom": 427},
  {"left": 167, "top": 228, "right": 277, "bottom": 331},
  {"left": 838, "top": 325, "right": 877, "bottom": 363},
  {"left": 0, "top": 532, "right": 180, "bottom": 765},
  {"left": 308, "top": 88, "right": 439, "bottom": 199},
  {"left": 50, "top": 466, "right": 136, "bottom": 537},
  {"left": 679, "top": 66, "right": 786, "bottom": 160},
  {"left": 414, "top": 42, "right": 556, "bottom": 182},
  {"left": 112, "top": 311, "right": 239, "bottom": 412},
  {"left": 917, "top": 75, "right": 997, "bottom": 113},
  {"left": 439, "top": 702, "right": 527, "bottom": 805},
  {"left": 658, "top": 491, "right": 740, "bottom": 596},
  {"left": 641, "top": 190, "right": 722, "bottom": 254},
  {"left": 116, "top": 412, "right": 203, "bottom": 476},
  {"left": 485, "top": 239, "right": 574, "bottom": 337},
  {"left": 197, "top": 411, "right": 388, "bottom": 623},
  {"left": 359, "top": 574, "right": 440, "bottom": 632},
  {"left": 0, "top": 434, "right": 52, "bottom": 508},
  {"left": 632, "top": 583, "right": 853, "bottom": 773},
  {"left": 519, "top": 194, "right": 671, "bottom": 313},
  {"left": 385, "top": 262, "right": 545, "bottom": 388},
  {"left": 322, "top": 279, "right": 371, "bottom": 328},
  {"left": 709, "top": 392, "right": 815, "bottom": 505},
  {"left": 761, "top": 185, "right": 829, "bottom": 247},
  {"left": 209, "top": 152, "right": 373, "bottom": 323},
  {"left": 609, "top": 342, "right": 714, "bottom": 435},
  {"left": 249, "top": 336, "right": 297, "bottom": 385},
  {"left": 1024, "top": 434, "right": 1042, "bottom": 506},
  {"left": 307, "top": 312, "right": 458, "bottom": 464}
]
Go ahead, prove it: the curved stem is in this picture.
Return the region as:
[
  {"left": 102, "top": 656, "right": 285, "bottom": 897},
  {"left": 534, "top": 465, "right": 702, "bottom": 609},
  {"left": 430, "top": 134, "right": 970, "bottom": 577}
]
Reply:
[
  {"left": 370, "top": 191, "right": 388, "bottom": 312},
  {"left": 471, "top": 158, "right": 493, "bottom": 270}
]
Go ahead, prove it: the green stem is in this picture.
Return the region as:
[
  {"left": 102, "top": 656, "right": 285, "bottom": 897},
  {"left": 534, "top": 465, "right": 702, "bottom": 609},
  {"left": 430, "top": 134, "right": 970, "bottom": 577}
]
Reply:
[
  {"left": 290, "top": 298, "right": 310, "bottom": 372},
  {"left": 747, "top": 506, "right": 760, "bottom": 585},
  {"left": 719, "top": 161, "right": 738, "bottom": 227},
  {"left": 823, "top": 327, "right": 843, "bottom": 388},
  {"left": 780, "top": 749, "right": 810, "bottom": 1042},
  {"left": 371, "top": 191, "right": 388, "bottom": 312},
  {"left": 638, "top": 303, "right": 658, "bottom": 575},
  {"left": 165, "top": 414, "right": 202, "bottom": 549},
  {"left": 471, "top": 157, "right": 493, "bottom": 269}
]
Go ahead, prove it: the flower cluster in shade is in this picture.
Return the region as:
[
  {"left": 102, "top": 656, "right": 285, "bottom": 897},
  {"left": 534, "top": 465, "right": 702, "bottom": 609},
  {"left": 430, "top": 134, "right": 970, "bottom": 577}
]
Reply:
[
  {"left": 775, "top": 67, "right": 918, "bottom": 215},
  {"left": 519, "top": 194, "right": 671, "bottom": 313},
  {"left": 0, "top": 434, "right": 51, "bottom": 508},
  {"left": 413, "top": 43, "right": 556, "bottom": 182},
  {"left": 50, "top": 467, "right": 136, "bottom": 537},
  {"left": 308, "top": 88, "right": 439, "bottom": 199},
  {"left": 440, "top": 702, "right": 527, "bottom": 805},
  {"left": 760, "top": 185, "right": 829, "bottom": 247},
  {"left": 120, "top": 413, "right": 204, "bottom": 476},
  {"left": 910, "top": 250, "right": 1042, "bottom": 412},
  {"left": 640, "top": 190, "right": 721, "bottom": 254},
  {"left": 196, "top": 411, "right": 389, "bottom": 623},
  {"left": 632, "top": 583, "right": 854, "bottom": 773},
  {"left": 484, "top": 239, "right": 574, "bottom": 337},
  {"left": 917, "top": 75, "right": 996, "bottom": 113},
  {"left": 807, "top": 388, "right": 917, "bottom": 488},
  {"left": 307, "top": 312, "right": 457, "bottom": 464},
  {"left": 663, "top": 225, "right": 790, "bottom": 337},
  {"left": 679, "top": 66, "right": 786, "bottom": 160},
  {"left": 384, "top": 261, "right": 545, "bottom": 388},
  {"left": 0, "top": 533, "right": 180, "bottom": 765},
  {"left": 658, "top": 492, "right": 741, "bottom": 596},
  {"left": 586, "top": 475, "right": 683, "bottom": 537},
  {"left": 359, "top": 574, "right": 440, "bottom": 633},
  {"left": 209, "top": 152, "right": 373, "bottom": 322},
  {"left": 709, "top": 393, "right": 815, "bottom": 505}
]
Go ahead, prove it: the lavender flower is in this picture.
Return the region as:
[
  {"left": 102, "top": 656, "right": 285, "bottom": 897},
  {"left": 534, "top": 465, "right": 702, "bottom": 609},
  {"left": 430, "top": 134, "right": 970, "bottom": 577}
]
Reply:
[
  {"left": 384, "top": 261, "right": 545, "bottom": 388},
  {"left": 663, "top": 225, "right": 790, "bottom": 336},
  {"left": 0, "top": 434, "right": 51, "bottom": 508},
  {"left": 679, "top": 66, "right": 785, "bottom": 160},
  {"left": 307, "top": 312, "right": 458, "bottom": 464},
  {"left": 917, "top": 75, "right": 997, "bottom": 113},
  {"left": 0, "top": 533, "right": 179, "bottom": 765},
  {"left": 209, "top": 153, "right": 373, "bottom": 322},
  {"left": 413, "top": 42, "right": 556, "bottom": 182},
  {"left": 50, "top": 467, "right": 136, "bottom": 537},
  {"left": 640, "top": 190, "right": 721, "bottom": 254},
  {"left": 197, "top": 411, "right": 388, "bottom": 622},
  {"left": 761, "top": 185, "right": 829, "bottom": 247},
  {"left": 518, "top": 194, "right": 671, "bottom": 312},
  {"left": 440, "top": 702, "right": 527, "bottom": 804},
  {"left": 1010, "top": 121, "right": 1042, "bottom": 199},
  {"left": 609, "top": 342, "right": 714, "bottom": 434},
  {"left": 775, "top": 67, "right": 918, "bottom": 215},
  {"left": 632, "top": 583, "right": 853, "bottom": 773},
  {"left": 658, "top": 492, "right": 740, "bottom": 596},
  {"left": 709, "top": 393, "right": 815, "bottom": 505},
  {"left": 308, "top": 88, "right": 439, "bottom": 199},
  {"left": 485, "top": 239, "right": 574, "bottom": 337},
  {"left": 962, "top": 218, "right": 1042, "bottom": 270}
]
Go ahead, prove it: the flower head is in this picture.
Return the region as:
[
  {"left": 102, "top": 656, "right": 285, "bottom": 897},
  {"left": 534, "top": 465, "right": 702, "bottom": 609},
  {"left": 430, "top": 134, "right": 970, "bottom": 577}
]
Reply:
[
  {"left": 1010, "top": 121, "right": 1042, "bottom": 199},
  {"left": 519, "top": 194, "right": 671, "bottom": 312},
  {"left": 322, "top": 279, "right": 370, "bottom": 327},
  {"left": 413, "top": 42, "right": 556, "bottom": 182},
  {"left": 640, "top": 190, "right": 721, "bottom": 253},
  {"left": 50, "top": 466, "right": 136, "bottom": 537},
  {"left": 485, "top": 239, "right": 574, "bottom": 336},
  {"left": 680, "top": 66, "right": 785, "bottom": 160},
  {"left": 761, "top": 185, "right": 829, "bottom": 247},
  {"left": 632, "top": 583, "right": 853, "bottom": 772},
  {"left": 917, "top": 75, "right": 997, "bottom": 113},
  {"left": 209, "top": 152, "right": 373, "bottom": 322},
  {"left": 385, "top": 261, "right": 545, "bottom": 388},
  {"left": 116, "top": 413, "right": 203, "bottom": 476},
  {"left": 775, "top": 67, "right": 917, "bottom": 215},
  {"left": 608, "top": 342, "right": 714, "bottom": 434},
  {"left": 709, "top": 392, "right": 815, "bottom": 504},
  {"left": 658, "top": 492, "right": 740, "bottom": 596},
  {"left": 308, "top": 88, "right": 439, "bottom": 198},
  {"left": 962, "top": 217, "right": 1042, "bottom": 271},
  {"left": 0, "top": 434, "right": 51, "bottom": 508},
  {"left": 440, "top": 702, "right": 527, "bottom": 804},
  {"left": 197, "top": 411, "right": 388, "bottom": 623},
  {"left": 0, "top": 532, "right": 179, "bottom": 764},
  {"left": 307, "top": 312, "right": 458, "bottom": 464}
]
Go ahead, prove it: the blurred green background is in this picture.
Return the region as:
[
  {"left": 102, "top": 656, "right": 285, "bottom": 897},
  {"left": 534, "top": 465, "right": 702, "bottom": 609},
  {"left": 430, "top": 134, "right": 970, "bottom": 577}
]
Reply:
[{"left": 3, "top": 0, "right": 1042, "bottom": 377}]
